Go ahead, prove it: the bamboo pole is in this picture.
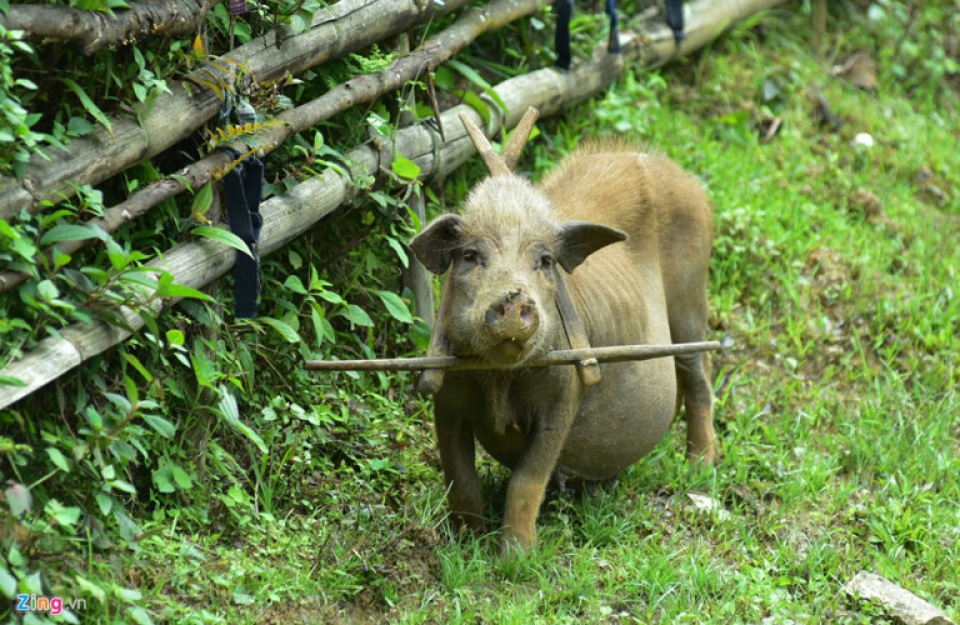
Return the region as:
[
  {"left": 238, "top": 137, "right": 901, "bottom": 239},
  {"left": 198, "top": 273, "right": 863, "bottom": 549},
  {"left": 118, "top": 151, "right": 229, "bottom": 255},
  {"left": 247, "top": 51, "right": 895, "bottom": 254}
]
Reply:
[
  {"left": 305, "top": 342, "right": 722, "bottom": 372},
  {"left": 0, "top": 0, "right": 785, "bottom": 410},
  {"left": 0, "top": 0, "right": 472, "bottom": 221}
]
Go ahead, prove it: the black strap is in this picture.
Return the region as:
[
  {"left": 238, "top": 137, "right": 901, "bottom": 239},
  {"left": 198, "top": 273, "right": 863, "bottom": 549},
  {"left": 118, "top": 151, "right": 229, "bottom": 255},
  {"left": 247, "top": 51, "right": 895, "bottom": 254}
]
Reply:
[
  {"left": 554, "top": 0, "right": 573, "bottom": 70},
  {"left": 605, "top": 0, "right": 620, "bottom": 55},
  {"left": 218, "top": 147, "right": 264, "bottom": 319},
  {"left": 554, "top": 0, "right": 620, "bottom": 71},
  {"left": 666, "top": 0, "right": 685, "bottom": 43}
]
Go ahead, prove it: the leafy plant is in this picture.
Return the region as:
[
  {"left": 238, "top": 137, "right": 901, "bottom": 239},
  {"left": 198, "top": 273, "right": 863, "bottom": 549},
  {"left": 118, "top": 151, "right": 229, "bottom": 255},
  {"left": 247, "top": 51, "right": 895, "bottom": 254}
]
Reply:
[{"left": 0, "top": 26, "right": 65, "bottom": 177}]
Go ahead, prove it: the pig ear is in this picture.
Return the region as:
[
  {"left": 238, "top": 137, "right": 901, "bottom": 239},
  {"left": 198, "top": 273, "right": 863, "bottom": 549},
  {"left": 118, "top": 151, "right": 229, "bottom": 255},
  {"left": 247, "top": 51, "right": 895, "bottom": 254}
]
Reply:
[
  {"left": 410, "top": 214, "right": 464, "bottom": 274},
  {"left": 556, "top": 221, "right": 628, "bottom": 273}
]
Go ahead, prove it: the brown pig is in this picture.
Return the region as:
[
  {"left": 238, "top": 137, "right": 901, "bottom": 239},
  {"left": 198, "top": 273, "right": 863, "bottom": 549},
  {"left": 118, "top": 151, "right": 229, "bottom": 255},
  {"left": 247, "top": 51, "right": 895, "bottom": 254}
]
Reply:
[{"left": 409, "top": 117, "right": 717, "bottom": 553}]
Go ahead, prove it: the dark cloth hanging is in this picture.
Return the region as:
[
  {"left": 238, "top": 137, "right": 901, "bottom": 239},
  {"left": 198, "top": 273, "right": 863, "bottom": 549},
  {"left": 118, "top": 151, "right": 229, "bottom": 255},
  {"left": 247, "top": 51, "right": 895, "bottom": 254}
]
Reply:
[
  {"left": 666, "top": 0, "right": 685, "bottom": 42},
  {"left": 217, "top": 147, "right": 264, "bottom": 319},
  {"left": 554, "top": 0, "right": 620, "bottom": 71}
]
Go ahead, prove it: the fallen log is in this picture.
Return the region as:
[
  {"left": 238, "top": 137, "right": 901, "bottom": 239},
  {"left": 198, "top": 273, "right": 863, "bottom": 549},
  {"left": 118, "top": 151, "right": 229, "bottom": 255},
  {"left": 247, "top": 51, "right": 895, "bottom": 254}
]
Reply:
[{"left": 305, "top": 342, "right": 722, "bottom": 372}]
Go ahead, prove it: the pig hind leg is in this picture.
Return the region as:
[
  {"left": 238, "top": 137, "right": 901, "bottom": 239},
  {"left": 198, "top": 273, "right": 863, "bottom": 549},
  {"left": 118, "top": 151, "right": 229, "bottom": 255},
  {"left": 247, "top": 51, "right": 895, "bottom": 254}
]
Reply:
[{"left": 668, "top": 293, "right": 718, "bottom": 464}]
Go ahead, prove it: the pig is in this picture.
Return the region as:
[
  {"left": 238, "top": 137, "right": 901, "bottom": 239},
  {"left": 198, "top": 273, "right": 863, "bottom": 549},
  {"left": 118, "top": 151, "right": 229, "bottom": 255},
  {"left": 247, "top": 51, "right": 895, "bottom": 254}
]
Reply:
[{"left": 409, "top": 111, "right": 717, "bottom": 553}]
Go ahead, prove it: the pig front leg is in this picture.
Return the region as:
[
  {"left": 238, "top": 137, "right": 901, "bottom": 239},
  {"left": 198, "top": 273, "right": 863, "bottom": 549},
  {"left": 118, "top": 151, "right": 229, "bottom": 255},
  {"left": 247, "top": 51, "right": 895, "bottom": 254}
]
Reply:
[
  {"left": 500, "top": 394, "right": 578, "bottom": 554},
  {"left": 434, "top": 405, "right": 486, "bottom": 533}
]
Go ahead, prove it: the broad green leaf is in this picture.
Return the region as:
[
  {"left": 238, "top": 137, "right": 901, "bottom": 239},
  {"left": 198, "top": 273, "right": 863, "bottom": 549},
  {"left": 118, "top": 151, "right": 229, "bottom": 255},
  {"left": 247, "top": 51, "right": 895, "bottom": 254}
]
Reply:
[
  {"left": 191, "top": 347, "right": 218, "bottom": 389},
  {"left": 124, "top": 374, "right": 140, "bottom": 406},
  {"left": 191, "top": 181, "right": 213, "bottom": 216},
  {"left": 410, "top": 321, "right": 432, "bottom": 350},
  {"left": 40, "top": 223, "right": 108, "bottom": 246},
  {"left": 60, "top": 78, "right": 112, "bottom": 135},
  {"left": 433, "top": 65, "right": 456, "bottom": 89},
  {"left": 310, "top": 305, "right": 336, "bottom": 344},
  {"left": 74, "top": 575, "right": 108, "bottom": 604},
  {"left": 22, "top": 571, "right": 43, "bottom": 595},
  {"left": 171, "top": 464, "right": 193, "bottom": 490},
  {"left": 155, "top": 274, "right": 214, "bottom": 301},
  {"left": 67, "top": 116, "right": 96, "bottom": 136},
  {"left": 165, "top": 328, "right": 185, "bottom": 346},
  {"left": 447, "top": 59, "right": 508, "bottom": 117},
  {"left": 113, "top": 504, "right": 141, "bottom": 546},
  {"left": 387, "top": 236, "right": 409, "bottom": 268},
  {"left": 108, "top": 479, "right": 137, "bottom": 495},
  {"left": 458, "top": 91, "right": 491, "bottom": 125},
  {"left": 218, "top": 388, "right": 268, "bottom": 454},
  {"left": 341, "top": 304, "right": 373, "bottom": 327},
  {"left": 191, "top": 226, "right": 254, "bottom": 259},
  {"left": 153, "top": 468, "right": 174, "bottom": 493},
  {"left": 391, "top": 153, "right": 421, "bottom": 180},
  {"left": 143, "top": 415, "right": 175, "bottom": 438},
  {"left": 0, "top": 568, "right": 17, "bottom": 599},
  {"left": 316, "top": 289, "right": 344, "bottom": 305},
  {"left": 115, "top": 587, "right": 143, "bottom": 602},
  {"left": 36, "top": 279, "right": 59, "bottom": 302},
  {"left": 260, "top": 316, "right": 300, "bottom": 343},
  {"left": 46, "top": 500, "right": 81, "bottom": 527},
  {"left": 121, "top": 353, "right": 154, "bottom": 383},
  {"left": 373, "top": 289, "right": 413, "bottom": 324},
  {"left": 46, "top": 447, "right": 70, "bottom": 472},
  {"left": 95, "top": 493, "right": 113, "bottom": 516},
  {"left": 283, "top": 275, "right": 307, "bottom": 295},
  {"left": 127, "top": 606, "right": 154, "bottom": 625}
]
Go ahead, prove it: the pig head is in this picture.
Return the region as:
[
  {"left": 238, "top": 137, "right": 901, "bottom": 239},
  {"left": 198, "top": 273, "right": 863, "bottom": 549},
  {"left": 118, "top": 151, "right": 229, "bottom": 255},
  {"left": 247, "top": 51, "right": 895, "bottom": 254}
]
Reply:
[{"left": 410, "top": 119, "right": 717, "bottom": 554}]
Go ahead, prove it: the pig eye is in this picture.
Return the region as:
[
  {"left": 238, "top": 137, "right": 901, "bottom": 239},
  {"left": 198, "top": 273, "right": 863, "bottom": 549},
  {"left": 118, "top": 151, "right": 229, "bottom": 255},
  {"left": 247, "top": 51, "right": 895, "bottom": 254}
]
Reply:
[
  {"left": 537, "top": 254, "right": 554, "bottom": 271},
  {"left": 461, "top": 249, "right": 484, "bottom": 266}
]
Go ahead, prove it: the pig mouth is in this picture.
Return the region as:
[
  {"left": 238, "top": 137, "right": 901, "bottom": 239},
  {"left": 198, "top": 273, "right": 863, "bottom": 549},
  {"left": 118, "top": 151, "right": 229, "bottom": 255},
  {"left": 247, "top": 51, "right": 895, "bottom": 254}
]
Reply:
[
  {"left": 490, "top": 338, "right": 526, "bottom": 363},
  {"left": 482, "top": 333, "right": 551, "bottom": 367}
]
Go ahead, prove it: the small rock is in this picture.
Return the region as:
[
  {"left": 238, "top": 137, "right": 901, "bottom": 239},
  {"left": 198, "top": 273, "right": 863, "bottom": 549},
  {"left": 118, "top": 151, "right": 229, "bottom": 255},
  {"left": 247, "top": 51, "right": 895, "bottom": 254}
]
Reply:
[{"left": 845, "top": 571, "right": 955, "bottom": 625}]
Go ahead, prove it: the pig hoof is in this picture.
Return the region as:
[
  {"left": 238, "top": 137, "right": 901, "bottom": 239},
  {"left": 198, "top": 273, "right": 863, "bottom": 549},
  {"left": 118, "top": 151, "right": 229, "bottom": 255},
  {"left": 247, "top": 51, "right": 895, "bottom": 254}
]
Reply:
[
  {"left": 499, "top": 530, "right": 534, "bottom": 556},
  {"left": 688, "top": 439, "right": 719, "bottom": 465}
]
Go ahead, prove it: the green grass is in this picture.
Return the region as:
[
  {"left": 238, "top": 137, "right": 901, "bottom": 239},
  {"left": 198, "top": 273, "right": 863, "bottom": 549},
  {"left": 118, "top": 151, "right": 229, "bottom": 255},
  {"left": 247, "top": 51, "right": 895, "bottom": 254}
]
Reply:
[{"left": 11, "top": 8, "right": 960, "bottom": 625}]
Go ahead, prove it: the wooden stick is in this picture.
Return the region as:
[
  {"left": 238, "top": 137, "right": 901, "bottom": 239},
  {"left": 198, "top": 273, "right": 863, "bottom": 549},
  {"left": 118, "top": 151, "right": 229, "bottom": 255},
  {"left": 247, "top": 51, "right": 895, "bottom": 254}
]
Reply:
[
  {"left": 305, "top": 341, "right": 722, "bottom": 372},
  {"left": 458, "top": 111, "right": 511, "bottom": 176},
  {"left": 501, "top": 107, "right": 540, "bottom": 171}
]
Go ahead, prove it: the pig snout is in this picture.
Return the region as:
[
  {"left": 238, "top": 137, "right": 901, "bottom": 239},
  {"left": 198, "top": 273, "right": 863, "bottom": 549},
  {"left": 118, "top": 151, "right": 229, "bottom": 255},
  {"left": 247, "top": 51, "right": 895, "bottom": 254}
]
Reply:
[{"left": 484, "top": 289, "right": 539, "bottom": 345}]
